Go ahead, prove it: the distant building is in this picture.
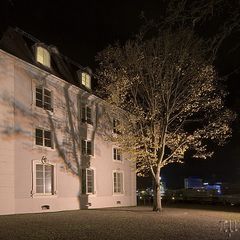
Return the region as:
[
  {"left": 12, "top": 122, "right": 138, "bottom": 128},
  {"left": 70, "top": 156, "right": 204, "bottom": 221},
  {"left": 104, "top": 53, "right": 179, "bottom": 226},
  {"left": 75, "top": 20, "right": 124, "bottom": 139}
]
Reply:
[
  {"left": 184, "top": 177, "right": 203, "bottom": 189},
  {"left": 0, "top": 27, "right": 136, "bottom": 215},
  {"left": 203, "top": 182, "right": 222, "bottom": 194}
]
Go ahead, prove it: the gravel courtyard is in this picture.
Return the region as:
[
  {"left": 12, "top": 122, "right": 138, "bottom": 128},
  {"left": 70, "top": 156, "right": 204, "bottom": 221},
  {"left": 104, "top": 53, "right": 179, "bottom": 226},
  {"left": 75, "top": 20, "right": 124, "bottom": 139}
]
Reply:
[{"left": 0, "top": 205, "right": 240, "bottom": 240}]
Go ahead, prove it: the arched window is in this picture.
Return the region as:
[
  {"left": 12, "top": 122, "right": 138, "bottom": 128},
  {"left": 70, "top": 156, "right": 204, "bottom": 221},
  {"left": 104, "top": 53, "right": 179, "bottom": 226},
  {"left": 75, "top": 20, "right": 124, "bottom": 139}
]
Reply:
[
  {"left": 36, "top": 46, "right": 51, "bottom": 68},
  {"left": 81, "top": 72, "right": 91, "bottom": 89}
]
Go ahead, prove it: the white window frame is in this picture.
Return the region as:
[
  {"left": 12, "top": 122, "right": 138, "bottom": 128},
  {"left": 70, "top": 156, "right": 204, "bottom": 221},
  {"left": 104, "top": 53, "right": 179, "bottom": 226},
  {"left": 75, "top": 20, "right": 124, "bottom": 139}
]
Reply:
[
  {"left": 36, "top": 46, "right": 51, "bottom": 68},
  {"left": 35, "top": 87, "right": 53, "bottom": 112},
  {"left": 113, "top": 171, "right": 124, "bottom": 195},
  {"left": 81, "top": 105, "right": 93, "bottom": 125},
  {"left": 82, "top": 168, "right": 96, "bottom": 195},
  {"left": 81, "top": 72, "right": 91, "bottom": 89},
  {"left": 81, "top": 139, "right": 94, "bottom": 156},
  {"left": 35, "top": 128, "right": 54, "bottom": 149},
  {"left": 32, "top": 160, "right": 57, "bottom": 197},
  {"left": 113, "top": 147, "right": 123, "bottom": 162}
]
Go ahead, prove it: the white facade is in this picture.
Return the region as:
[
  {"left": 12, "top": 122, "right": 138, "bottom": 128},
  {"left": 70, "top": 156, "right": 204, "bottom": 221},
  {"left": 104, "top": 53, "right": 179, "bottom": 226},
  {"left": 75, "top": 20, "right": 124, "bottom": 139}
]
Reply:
[{"left": 0, "top": 48, "right": 136, "bottom": 215}]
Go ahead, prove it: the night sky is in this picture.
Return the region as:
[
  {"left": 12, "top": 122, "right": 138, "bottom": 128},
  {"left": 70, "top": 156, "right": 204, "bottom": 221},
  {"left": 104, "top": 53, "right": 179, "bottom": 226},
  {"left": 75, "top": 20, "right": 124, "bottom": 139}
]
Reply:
[{"left": 1, "top": 0, "right": 240, "bottom": 189}]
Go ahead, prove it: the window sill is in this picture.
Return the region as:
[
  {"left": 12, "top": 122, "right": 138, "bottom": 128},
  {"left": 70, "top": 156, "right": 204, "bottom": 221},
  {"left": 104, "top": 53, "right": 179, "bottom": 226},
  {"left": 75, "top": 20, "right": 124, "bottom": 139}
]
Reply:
[
  {"left": 35, "top": 61, "right": 52, "bottom": 70},
  {"left": 113, "top": 160, "right": 123, "bottom": 164},
  {"left": 113, "top": 193, "right": 125, "bottom": 196},
  {"left": 81, "top": 193, "right": 97, "bottom": 196},
  {"left": 33, "top": 145, "right": 55, "bottom": 152},
  {"left": 33, "top": 105, "right": 54, "bottom": 116},
  {"left": 31, "top": 194, "right": 58, "bottom": 198},
  {"left": 82, "top": 154, "right": 95, "bottom": 158},
  {"left": 80, "top": 122, "right": 95, "bottom": 128}
]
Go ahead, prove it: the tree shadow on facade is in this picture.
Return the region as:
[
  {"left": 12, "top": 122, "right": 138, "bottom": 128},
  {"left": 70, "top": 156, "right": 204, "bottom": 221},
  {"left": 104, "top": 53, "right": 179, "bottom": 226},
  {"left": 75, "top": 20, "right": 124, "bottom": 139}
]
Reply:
[{"left": 0, "top": 73, "right": 105, "bottom": 210}]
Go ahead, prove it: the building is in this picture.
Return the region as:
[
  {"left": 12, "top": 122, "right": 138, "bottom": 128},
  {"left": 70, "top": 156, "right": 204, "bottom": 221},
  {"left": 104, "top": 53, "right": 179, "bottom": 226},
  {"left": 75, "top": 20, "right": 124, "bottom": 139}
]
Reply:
[
  {"left": 184, "top": 177, "right": 203, "bottom": 189},
  {"left": 0, "top": 27, "right": 136, "bottom": 215}
]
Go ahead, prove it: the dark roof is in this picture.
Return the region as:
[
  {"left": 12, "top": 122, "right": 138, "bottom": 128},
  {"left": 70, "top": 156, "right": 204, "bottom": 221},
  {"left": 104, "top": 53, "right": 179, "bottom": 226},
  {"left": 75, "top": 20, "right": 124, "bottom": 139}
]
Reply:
[{"left": 0, "top": 27, "right": 93, "bottom": 92}]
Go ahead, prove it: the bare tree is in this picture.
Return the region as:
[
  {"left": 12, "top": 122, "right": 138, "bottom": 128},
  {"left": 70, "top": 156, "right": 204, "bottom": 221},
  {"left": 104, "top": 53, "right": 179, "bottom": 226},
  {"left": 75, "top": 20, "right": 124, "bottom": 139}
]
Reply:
[
  {"left": 96, "top": 26, "right": 235, "bottom": 211},
  {"left": 164, "top": 0, "right": 240, "bottom": 63}
]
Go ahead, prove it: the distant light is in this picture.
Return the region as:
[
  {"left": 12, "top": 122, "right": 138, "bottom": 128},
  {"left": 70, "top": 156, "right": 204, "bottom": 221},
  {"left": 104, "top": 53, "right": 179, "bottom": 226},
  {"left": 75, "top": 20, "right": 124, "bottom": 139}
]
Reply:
[
  {"left": 172, "top": 197, "right": 175, "bottom": 200},
  {"left": 203, "top": 182, "right": 208, "bottom": 185}
]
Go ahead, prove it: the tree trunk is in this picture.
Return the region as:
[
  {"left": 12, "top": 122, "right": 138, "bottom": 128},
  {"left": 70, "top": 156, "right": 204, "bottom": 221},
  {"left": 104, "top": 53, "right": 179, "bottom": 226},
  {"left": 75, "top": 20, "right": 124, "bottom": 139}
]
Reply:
[{"left": 152, "top": 174, "right": 162, "bottom": 212}]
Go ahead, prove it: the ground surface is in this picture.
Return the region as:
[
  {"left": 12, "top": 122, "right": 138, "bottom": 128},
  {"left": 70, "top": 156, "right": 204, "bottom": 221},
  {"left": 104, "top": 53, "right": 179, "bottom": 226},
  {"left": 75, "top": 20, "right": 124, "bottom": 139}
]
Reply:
[{"left": 0, "top": 205, "right": 240, "bottom": 240}]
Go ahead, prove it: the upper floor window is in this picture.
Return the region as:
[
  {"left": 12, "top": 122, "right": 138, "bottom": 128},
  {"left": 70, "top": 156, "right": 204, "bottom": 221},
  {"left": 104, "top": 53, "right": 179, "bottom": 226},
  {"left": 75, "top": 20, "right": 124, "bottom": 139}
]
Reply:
[
  {"left": 81, "top": 72, "right": 91, "bottom": 89},
  {"left": 81, "top": 140, "right": 93, "bottom": 156},
  {"left": 36, "top": 87, "right": 53, "bottom": 111},
  {"left": 82, "top": 169, "right": 95, "bottom": 194},
  {"left": 113, "top": 148, "right": 122, "bottom": 161},
  {"left": 35, "top": 128, "right": 53, "bottom": 148},
  {"left": 113, "top": 118, "right": 120, "bottom": 134},
  {"left": 82, "top": 106, "right": 92, "bottom": 125},
  {"left": 36, "top": 46, "right": 51, "bottom": 68}
]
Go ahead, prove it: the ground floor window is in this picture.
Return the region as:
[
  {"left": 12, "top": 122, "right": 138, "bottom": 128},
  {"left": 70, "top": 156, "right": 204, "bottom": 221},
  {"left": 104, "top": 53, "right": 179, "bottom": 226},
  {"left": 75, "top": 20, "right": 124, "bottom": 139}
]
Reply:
[
  {"left": 113, "top": 171, "right": 123, "bottom": 194},
  {"left": 82, "top": 169, "right": 95, "bottom": 194},
  {"left": 32, "top": 160, "right": 56, "bottom": 196}
]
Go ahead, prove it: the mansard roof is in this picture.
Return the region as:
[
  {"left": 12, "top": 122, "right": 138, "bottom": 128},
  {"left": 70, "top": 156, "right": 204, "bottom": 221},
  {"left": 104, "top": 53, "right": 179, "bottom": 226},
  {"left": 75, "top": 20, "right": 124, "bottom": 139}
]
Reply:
[{"left": 0, "top": 27, "right": 93, "bottom": 92}]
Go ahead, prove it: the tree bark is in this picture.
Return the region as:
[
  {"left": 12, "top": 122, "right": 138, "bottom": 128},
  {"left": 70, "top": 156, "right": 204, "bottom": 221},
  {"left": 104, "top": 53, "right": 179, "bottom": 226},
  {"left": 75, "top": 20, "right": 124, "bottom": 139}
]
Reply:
[{"left": 152, "top": 174, "right": 162, "bottom": 212}]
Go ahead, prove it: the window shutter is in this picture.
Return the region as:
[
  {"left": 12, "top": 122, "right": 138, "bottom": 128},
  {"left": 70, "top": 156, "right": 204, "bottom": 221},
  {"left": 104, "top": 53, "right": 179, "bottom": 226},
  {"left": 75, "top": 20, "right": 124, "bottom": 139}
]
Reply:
[
  {"left": 37, "top": 47, "right": 44, "bottom": 64},
  {"left": 91, "top": 169, "right": 94, "bottom": 193},
  {"left": 81, "top": 140, "right": 86, "bottom": 154},
  {"left": 87, "top": 107, "right": 92, "bottom": 124},
  {"left": 35, "top": 129, "right": 43, "bottom": 146},
  {"left": 82, "top": 107, "right": 86, "bottom": 122},
  {"left": 120, "top": 173, "right": 123, "bottom": 193},
  {"left": 87, "top": 141, "right": 92, "bottom": 155},
  {"left": 82, "top": 169, "right": 86, "bottom": 194},
  {"left": 44, "top": 48, "right": 51, "bottom": 68}
]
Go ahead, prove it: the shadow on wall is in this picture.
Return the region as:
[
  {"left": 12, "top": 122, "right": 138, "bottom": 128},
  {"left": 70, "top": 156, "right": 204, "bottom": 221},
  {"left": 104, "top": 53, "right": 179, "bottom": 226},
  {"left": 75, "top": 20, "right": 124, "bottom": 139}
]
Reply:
[{"left": 0, "top": 71, "right": 109, "bottom": 210}]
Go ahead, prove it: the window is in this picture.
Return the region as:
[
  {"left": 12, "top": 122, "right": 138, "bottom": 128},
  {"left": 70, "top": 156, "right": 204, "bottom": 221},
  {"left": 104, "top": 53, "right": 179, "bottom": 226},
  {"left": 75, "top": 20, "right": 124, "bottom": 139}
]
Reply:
[
  {"left": 32, "top": 160, "right": 56, "bottom": 196},
  {"left": 35, "top": 163, "right": 54, "bottom": 195},
  {"left": 113, "top": 148, "right": 122, "bottom": 161},
  {"left": 36, "top": 46, "right": 51, "bottom": 68},
  {"left": 82, "top": 169, "right": 95, "bottom": 194},
  {"left": 35, "top": 128, "right": 53, "bottom": 148},
  {"left": 113, "top": 119, "right": 120, "bottom": 134},
  {"left": 81, "top": 140, "right": 93, "bottom": 156},
  {"left": 81, "top": 72, "right": 91, "bottom": 89},
  {"left": 82, "top": 106, "right": 92, "bottom": 124},
  {"left": 36, "top": 87, "right": 53, "bottom": 111},
  {"left": 113, "top": 171, "right": 123, "bottom": 194}
]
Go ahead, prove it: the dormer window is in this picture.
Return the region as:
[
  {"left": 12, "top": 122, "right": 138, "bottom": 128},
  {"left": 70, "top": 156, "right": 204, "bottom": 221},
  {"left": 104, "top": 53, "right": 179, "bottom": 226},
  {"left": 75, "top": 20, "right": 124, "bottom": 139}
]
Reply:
[
  {"left": 81, "top": 72, "right": 91, "bottom": 89},
  {"left": 36, "top": 46, "right": 51, "bottom": 68}
]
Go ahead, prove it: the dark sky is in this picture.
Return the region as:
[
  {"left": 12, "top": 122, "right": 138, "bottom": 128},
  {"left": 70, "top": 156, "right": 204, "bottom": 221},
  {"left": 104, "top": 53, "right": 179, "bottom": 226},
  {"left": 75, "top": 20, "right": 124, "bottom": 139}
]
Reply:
[{"left": 1, "top": 0, "right": 240, "bottom": 189}]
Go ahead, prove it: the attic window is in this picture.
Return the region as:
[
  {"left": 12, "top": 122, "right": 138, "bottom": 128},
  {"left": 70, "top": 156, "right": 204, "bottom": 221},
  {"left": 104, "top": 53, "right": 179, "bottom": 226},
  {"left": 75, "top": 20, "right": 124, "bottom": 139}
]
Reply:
[
  {"left": 36, "top": 46, "right": 51, "bottom": 68},
  {"left": 81, "top": 72, "right": 91, "bottom": 89}
]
